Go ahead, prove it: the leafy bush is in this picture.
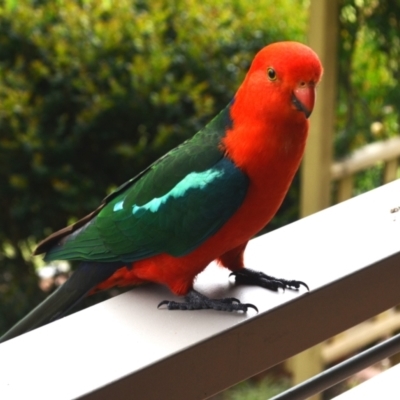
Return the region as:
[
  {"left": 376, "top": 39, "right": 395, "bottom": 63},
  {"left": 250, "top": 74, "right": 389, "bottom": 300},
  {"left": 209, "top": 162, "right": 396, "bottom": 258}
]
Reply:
[{"left": 336, "top": 0, "right": 400, "bottom": 194}]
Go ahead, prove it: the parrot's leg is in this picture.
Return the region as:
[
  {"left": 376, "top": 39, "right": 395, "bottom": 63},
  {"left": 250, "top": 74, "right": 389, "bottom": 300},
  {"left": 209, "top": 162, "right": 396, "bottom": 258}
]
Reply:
[
  {"left": 158, "top": 289, "right": 258, "bottom": 312},
  {"left": 230, "top": 268, "right": 309, "bottom": 291}
]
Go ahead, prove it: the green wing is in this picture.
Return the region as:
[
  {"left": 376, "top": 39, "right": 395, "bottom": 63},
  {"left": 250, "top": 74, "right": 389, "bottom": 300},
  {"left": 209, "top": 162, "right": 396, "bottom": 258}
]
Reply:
[{"left": 43, "top": 105, "right": 249, "bottom": 262}]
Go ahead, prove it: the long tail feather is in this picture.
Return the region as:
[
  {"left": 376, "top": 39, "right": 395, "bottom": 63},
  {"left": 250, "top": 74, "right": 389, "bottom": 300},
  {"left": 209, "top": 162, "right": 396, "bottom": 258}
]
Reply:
[{"left": 0, "top": 262, "right": 123, "bottom": 343}]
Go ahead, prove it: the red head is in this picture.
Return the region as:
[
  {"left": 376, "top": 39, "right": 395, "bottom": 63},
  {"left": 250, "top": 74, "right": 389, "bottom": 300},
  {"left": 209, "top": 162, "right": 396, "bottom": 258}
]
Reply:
[
  {"left": 223, "top": 42, "right": 323, "bottom": 180},
  {"left": 233, "top": 41, "right": 323, "bottom": 126}
]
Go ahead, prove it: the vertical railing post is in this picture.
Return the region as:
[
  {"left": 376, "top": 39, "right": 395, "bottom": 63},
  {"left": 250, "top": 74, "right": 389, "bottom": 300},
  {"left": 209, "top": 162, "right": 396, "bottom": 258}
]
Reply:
[
  {"left": 301, "top": 0, "right": 338, "bottom": 216},
  {"left": 384, "top": 159, "right": 398, "bottom": 183},
  {"left": 292, "top": 1, "right": 339, "bottom": 399},
  {"left": 337, "top": 176, "right": 354, "bottom": 203}
]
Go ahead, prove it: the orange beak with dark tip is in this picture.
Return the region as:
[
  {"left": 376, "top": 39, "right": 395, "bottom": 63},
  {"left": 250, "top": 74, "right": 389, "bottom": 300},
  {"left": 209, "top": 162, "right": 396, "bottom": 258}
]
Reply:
[{"left": 292, "top": 84, "right": 316, "bottom": 119}]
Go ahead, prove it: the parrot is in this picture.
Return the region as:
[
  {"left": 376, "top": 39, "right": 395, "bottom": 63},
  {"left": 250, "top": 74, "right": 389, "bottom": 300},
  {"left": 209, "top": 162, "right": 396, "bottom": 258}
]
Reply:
[{"left": 0, "top": 41, "right": 323, "bottom": 343}]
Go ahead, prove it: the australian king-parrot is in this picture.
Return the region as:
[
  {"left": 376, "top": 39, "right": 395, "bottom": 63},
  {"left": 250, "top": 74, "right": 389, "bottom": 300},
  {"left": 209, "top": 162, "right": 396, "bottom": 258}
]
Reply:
[{"left": 0, "top": 41, "right": 323, "bottom": 343}]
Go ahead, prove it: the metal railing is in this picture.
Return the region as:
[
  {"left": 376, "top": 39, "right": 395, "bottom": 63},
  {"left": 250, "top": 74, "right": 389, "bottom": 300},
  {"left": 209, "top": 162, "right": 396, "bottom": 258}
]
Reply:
[{"left": 272, "top": 333, "right": 400, "bottom": 400}]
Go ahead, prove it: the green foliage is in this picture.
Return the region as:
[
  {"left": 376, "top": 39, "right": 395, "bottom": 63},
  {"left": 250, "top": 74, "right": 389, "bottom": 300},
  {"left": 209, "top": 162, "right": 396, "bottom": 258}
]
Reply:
[
  {"left": 0, "top": 0, "right": 309, "bottom": 334},
  {"left": 215, "top": 377, "right": 290, "bottom": 400},
  {"left": 336, "top": 0, "right": 400, "bottom": 193}
]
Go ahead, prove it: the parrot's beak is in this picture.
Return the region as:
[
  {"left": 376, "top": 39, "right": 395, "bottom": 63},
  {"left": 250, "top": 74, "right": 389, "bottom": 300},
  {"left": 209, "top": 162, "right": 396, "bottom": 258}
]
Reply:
[{"left": 292, "top": 84, "right": 316, "bottom": 119}]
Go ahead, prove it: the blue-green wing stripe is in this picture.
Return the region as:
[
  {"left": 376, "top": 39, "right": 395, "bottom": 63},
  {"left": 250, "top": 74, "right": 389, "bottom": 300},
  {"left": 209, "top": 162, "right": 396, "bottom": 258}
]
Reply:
[{"left": 44, "top": 157, "right": 248, "bottom": 262}]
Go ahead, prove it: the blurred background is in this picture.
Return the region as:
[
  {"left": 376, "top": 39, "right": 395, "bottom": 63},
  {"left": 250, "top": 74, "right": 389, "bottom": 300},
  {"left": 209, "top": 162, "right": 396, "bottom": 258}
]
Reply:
[{"left": 1, "top": 0, "right": 400, "bottom": 398}]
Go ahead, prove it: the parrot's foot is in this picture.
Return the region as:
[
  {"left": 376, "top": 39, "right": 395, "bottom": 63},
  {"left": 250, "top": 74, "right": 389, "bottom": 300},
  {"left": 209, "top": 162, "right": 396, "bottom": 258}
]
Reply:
[
  {"left": 158, "top": 289, "right": 258, "bottom": 312},
  {"left": 230, "top": 268, "right": 309, "bottom": 292}
]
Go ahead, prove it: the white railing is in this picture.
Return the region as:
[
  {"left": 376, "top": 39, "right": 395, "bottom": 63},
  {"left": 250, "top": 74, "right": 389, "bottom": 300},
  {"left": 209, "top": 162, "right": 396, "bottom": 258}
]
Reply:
[
  {"left": 1, "top": 180, "right": 400, "bottom": 400},
  {"left": 332, "top": 136, "right": 400, "bottom": 202}
]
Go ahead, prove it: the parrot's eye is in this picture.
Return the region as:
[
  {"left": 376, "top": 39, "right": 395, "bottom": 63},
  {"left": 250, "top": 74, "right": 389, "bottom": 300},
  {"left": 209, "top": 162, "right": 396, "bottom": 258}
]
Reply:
[{"left": 267, "top": 68, "right": 277, "bottom": 81}]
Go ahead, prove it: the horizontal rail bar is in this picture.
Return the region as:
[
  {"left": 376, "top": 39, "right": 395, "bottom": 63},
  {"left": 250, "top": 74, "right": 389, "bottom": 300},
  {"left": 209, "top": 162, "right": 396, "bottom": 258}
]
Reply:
[
  {"left": 270, "top": 333, "right": 400, "bottom": 400},
  {"left": 322, "top": 312, "right": 400, "bottom": 364},
  {"left": 331, "top": 136, "right": 400, "bottom": 180}
]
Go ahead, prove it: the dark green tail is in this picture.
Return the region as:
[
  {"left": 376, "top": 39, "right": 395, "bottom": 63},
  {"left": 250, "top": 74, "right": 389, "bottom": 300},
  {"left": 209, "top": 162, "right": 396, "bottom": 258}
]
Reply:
[{"left": 0, "top": 262, "right": 123, "bottom": 343}]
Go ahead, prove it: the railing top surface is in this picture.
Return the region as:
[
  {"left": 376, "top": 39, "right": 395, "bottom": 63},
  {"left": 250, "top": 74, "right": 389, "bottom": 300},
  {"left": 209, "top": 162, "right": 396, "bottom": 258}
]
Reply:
[{"left": 1, "top": 180, "right": 400, "bottom": 400}]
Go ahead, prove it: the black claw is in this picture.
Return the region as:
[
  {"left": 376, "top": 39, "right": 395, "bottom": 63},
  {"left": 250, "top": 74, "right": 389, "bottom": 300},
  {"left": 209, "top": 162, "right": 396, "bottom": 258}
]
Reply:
[
  {"left": 157, "top": 300, "right": 170, "bottom": 309},
  {"left": 245, "top": 303, "right": 259, "bottom": 313},
  {"left": 298, "top": 281, "right": 310, "bottom": 291}
]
